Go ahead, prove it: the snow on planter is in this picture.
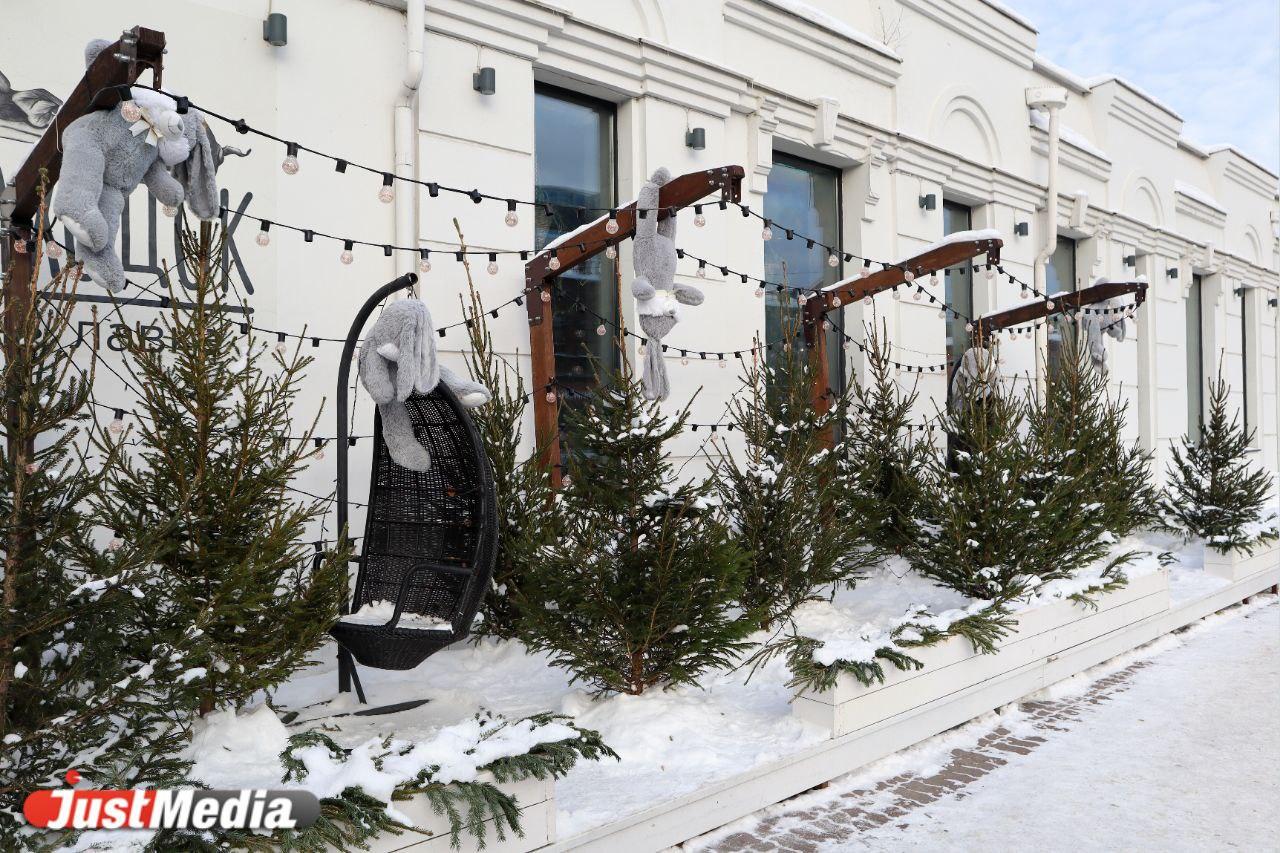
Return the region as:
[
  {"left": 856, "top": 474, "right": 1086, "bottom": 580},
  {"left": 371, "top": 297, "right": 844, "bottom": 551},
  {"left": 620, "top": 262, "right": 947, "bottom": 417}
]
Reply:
[
  {"left": 182, "top": 704, "right": 614, "bottom": 851},
  {"left": 792, "top": 548, "right": 1171, "bottom": 739}
]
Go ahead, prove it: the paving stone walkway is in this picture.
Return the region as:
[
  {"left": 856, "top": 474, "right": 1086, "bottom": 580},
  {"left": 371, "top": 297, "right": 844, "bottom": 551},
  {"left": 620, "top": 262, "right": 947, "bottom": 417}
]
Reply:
[{"left": 692, "top": 597, "right": 1278, "bottom": 852}]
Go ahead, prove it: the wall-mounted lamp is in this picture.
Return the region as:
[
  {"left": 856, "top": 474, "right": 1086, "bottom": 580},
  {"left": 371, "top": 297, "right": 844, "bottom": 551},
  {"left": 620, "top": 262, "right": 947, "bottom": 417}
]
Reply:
[
  {"left": 473, "top": 67, "right": 496, "bottom": 95},
  {"left": 1269, "top": 297, "right": 1278, "bottom": 308},
  {"left": 1166, "top": 267, "right": 1178, "bottom": 279},
  {"left": 685, "top": 127, "right": 706, "bottom": 150},
  {"left": 1122, "top": 254, "right": 1136, "bottom": 268},
  {"left": 918, "top": 193, "right": 936, "bottom": 211},
  {"left": 1013, "top": 221, "right": 1029, "bottom": 237},
  {"left": 262, "top": 12, "right": 287, "bottom": 46},
  {"left": 1233, "top": 284, "right": 1248, "bottom": 297}
]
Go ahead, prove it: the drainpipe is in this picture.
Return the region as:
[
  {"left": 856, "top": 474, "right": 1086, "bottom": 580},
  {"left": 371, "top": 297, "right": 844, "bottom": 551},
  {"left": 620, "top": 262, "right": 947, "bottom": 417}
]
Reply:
[
  {"left": 395, "top": 0, "right": 426, "bottom": 281},
  {"left": 1026, "top": 86, "right": 1068, "bottom": 396}
]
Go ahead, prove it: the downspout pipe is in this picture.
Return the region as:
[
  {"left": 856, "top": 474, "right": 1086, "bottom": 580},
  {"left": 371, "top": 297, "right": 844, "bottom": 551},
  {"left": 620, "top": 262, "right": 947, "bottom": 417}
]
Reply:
[
  {"left": 395, "top": 0, "right": 426, "bottom": 280},
  {"left": 1026, "top": 86, "right": 1069, "bottom": 395}
]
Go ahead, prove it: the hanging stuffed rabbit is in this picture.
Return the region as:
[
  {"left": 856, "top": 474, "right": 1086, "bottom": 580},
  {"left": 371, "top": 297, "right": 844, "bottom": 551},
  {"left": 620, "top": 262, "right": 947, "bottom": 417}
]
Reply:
[
  {"left": 631, "top": 167, "right": 701, "bottom": 400},
  {"left": 1079, "top": 280, "right": 1130, "bottom": 373},
  {"left": 359, "top": 298, "right": 491, "bottom": 471}
]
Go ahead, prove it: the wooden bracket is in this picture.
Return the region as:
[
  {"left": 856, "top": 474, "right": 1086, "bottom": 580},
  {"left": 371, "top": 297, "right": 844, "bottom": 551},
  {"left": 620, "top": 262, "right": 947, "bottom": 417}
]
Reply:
[
  {"left": 525, "top": 165, "right": 745, "bottom": 485},
  {"left": 974, "top": 279, "right": 1148, "bottom": 338},
  {"left": 803, "top": 236, "right": 1004, "bottom": 421}
]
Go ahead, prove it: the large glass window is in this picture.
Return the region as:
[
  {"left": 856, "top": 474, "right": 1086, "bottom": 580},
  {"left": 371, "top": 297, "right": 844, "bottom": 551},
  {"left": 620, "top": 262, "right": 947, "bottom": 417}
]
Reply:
[
  {"left": 943, "top": 201, "right": 973, "bottom": 379},
  {"left": 1045, "top": 235, "right": 1077, "bottom": 381},
  {"left": 763, "top": 153, "right": 842, "bottom": 391},
  {"left": 534, "top": 86, "right": 618, "bottom": 392},
  {"left": 1186, "top": 274, "right": 1204, "bottom": 441}
]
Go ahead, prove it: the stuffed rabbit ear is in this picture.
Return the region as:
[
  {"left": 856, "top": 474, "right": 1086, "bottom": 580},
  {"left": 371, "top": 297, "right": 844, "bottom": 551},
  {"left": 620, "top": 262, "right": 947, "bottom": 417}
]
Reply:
[
  {"left": 358, "top": 336, "right": 398, "bottom": 405},
  {"left": 411, "top": 299, "right": 441, "bottom": 396},
  {"left": 636, "top": 179, "right": 660, "bottom": 240},
  {"left": 394, "top": 307, "right": 424, "bottom": 402},
  {"left": 174, "top": 115, "right": 221, "bottom": 221}
]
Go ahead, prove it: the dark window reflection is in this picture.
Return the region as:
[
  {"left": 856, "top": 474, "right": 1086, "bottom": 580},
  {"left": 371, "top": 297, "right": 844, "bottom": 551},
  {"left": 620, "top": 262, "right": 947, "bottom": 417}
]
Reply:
[
  {"left": 1046, "top": 234, "right": 1077, "bottom": 384},
  {"left": 763, "top": 153, "right": 843, "bottom": 395},
  {"left": 534, "top": 86, "right": 618, "bottom": 396},
  {"left": 943, "top": 200, "right": 974, "bottom": 398}
]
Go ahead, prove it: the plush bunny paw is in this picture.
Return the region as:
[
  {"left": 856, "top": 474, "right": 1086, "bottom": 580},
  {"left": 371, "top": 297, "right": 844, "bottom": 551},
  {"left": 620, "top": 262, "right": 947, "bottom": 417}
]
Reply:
[
  {"left": 673, "top": 283, "right": 705, "bottom": 306},
  {"left": 631, "top": 277, "right": 656, "bottom": 301}
]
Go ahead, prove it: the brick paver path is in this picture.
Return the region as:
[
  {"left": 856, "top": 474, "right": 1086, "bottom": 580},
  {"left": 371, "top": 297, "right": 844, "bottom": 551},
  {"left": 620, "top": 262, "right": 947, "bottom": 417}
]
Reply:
[{"left": 697, "top": 660, "right": 1156, "bottom": 851}]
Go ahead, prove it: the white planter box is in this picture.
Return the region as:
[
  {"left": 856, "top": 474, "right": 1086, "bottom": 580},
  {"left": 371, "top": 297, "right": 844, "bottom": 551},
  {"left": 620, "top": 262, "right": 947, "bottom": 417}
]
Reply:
[
  {"left": 793, "top": 569, "right": 1171, "bottom": 739},
  {"left": 339, "top": 774, "right": 555, "bottom": 853},
  {"left": 1203, "top": 541, "right": 1280, "bottom": 582}
]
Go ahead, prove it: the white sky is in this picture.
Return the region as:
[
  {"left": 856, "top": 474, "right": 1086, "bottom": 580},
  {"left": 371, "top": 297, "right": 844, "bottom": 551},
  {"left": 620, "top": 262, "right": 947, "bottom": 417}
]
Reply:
[{"left": 1009, "top": 0, "right": 1280, "bottom": 173}]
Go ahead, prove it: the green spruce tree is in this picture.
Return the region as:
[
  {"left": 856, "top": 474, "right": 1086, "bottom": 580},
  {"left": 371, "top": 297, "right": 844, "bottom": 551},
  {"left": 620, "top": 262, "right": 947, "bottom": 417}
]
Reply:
[
  {"left": 908, "top": 347, "right": 1053, "bottom": 601},
  {"left": 1024, "top": 326, "right": 1151, "bottom": 567},
  {"left": 92, "top": 226, "right": 348, "bottom": 715},
  {"left": 0, "top": 207, "right": 188, "bottom": 844},
  {"left": 715, "top": 303, "right": 874, "bottom": 629},
  {"left": 516, "top": 365, "right": 753, "bottom": 695},
  {"left": 837, "top": 321, "right": 933, "bottom": 554},
  {"left": 458, "top": 267, "right": 557, "bottom": 640},
  {"left": 1160, "top": 364, "right": 1279, "bottom": 552}
]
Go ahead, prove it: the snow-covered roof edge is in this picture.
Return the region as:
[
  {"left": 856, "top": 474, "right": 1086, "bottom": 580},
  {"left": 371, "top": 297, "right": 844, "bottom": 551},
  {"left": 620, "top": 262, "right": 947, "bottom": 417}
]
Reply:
[
  {"left": 1203, "top": 145, "right": 1280, "bottom": 182},
  {"left": 754, "top": 0, "right": 900, "bottom": 61},
  {"left": 1085, "top": 75, "right": 1183, "bottom": 121},
  {"left": 1174, "top": 181, "right": 1227, "bottom": 214},
  {"left": 1028, "top": 109, "right": 1111, "bottom": 163}
]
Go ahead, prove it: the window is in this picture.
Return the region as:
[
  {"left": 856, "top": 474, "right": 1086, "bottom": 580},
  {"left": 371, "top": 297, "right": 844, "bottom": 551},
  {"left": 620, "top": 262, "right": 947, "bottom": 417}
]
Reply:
[
  {"left": 1045, "top": 235, "right": 1077, "bottom": 382},
  {"left": 943, "top": 201, "right": 973, "bottom": 380},
  {"left": 533, "top": 86, "right": 618, "bottom": 392},
  {"left": 1186, "top": 274, "right": 1204, "bottom": 441},
  {"left": 763, "top": 153, "right": 843, "bottom": 391}
]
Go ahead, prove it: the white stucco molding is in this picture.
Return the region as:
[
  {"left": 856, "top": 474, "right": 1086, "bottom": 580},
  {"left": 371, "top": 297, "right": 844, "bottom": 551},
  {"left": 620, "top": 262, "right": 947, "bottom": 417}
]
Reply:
[
  {"left": 929, "top": 89, "right": 1003, "bottom": 168},
  {"left": 899, "top": 0, "right": 1036, "bottom": 68}
]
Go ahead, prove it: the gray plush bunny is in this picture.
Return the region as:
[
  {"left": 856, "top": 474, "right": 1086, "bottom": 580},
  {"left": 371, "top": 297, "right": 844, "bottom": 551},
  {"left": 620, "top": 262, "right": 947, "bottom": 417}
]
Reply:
[
  {"left": 631, "top": 167, "right": 702, "bottom": 400},
  {"left": 359, "top": 298, "right": 491, "bottom": 471},
  {"left": 631, "top": 167, "right": 702, "bottom": 306},
  {"left": 50, "top": 40, "right": 221, "bottom": 292}
]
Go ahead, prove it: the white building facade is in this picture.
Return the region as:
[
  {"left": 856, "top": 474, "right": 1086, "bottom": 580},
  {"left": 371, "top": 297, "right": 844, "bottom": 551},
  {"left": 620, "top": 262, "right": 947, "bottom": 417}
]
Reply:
[{"left": 3, "top": 0, "right": 1278, "bottom": 502}]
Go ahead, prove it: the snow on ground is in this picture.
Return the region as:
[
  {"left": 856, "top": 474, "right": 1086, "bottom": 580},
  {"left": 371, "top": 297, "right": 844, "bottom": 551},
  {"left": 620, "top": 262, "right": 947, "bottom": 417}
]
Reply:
[
  {"left": 265, "top": 535, "right": 1260, "bottom": 840},
  {"left": 687, "top": 595, "right": 1280, "bottom": 851}
]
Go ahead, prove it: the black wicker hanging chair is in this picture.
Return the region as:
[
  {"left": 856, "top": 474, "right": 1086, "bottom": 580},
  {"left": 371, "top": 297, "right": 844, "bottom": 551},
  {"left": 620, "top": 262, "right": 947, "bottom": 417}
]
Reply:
[{"left": 329, "top": 274, "right": 496, "bottom": 704}]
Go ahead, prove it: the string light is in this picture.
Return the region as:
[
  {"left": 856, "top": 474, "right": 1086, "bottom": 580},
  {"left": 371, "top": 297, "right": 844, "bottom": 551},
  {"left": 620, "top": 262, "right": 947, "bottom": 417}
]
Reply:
[
  {"left": 903, "top": 269, "right": 915, "bottom": 282},
  {"left": 256, "top": 221, "right": 271, "bottom": 247},
  {"left": 596, "top": 324, "right": 607, "bottom": 336},
  {"left": 314, "top": 438, "right": 326, "bottom": 461},
  {"left": 378, "top": 173, "right": 395, "bottom": 204},
  {"left": 606, "top": 210, "right": 620, "bottom": 235},
  {"left": 605, "top": 245, "right": 617, "bottom": 260},
  {"left": 419, "top": 249, "right": 431, "bottom": 273},
  {"left": 486, "top": 253, "right": 499, "bottom": 276},
  {"left": 696, "top": 261, "right": 707, "bottom": 279},
  {"left": 693, "top": 205, "right": 706, "bottom": 227},
  {"left": 340, "top": 240, "right": 354, "bottom": 265},
  {"left": 282, "top": 142, "right": 300, "bottom": 175},
  {"left": 275, "top": 332, "right": 287, "bottom": 355},
  {"left": 44, "top": 238, "right": 63, "bottom": 259},
  {"left": 108, "top": 409, "right": 125, "bottom": 436},
  {"left": 762, "top": 222, "right": 773, "bottom": 241},
  {"left": 540, "top": 289, "right": 551, "bottom": 303},
  {"left": 827, "top": 252, "right": 839, "bottom": 268},
  {"left": 548, "top": 253, "right": 561, "bottom": 271},
  {"left": 505, "top": 200, "right": 519, "bottom": 227}
]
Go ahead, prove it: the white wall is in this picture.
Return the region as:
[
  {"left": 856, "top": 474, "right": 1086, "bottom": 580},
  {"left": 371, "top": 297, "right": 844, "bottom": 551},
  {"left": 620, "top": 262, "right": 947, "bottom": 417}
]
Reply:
[{"left": 4, "top": 0, "right": 1277, "bottom": 517}]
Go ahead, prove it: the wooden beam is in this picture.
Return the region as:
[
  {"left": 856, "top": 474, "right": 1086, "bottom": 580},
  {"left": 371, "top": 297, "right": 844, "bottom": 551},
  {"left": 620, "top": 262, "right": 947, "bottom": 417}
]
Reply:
[
  {"left": 974, "top": 280, "right": 1147, "bottom": 338},
  {"left": 802, "top": 236, "right": 1004, "bottom": 420},
  {"left": 9, "top": 27, "right": 166, "bottom": 232},
  {"left": 524, "top": 165, "right": 744, "bottom": 486}
]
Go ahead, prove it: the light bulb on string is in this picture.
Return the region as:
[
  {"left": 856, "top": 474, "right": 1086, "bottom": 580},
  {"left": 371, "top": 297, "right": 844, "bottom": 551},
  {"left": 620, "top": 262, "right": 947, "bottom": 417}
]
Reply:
[
  {"left": 929, "top": 273, "right": 938, "bottom": 287},
  {"left": 605, "top": 210, "right": 619, "bottom": 234},
  {"left": 255, "top": 222, "right": 271, "bottom": 247},
  {"left": 595, "top": 324, "right": 607, "bottom": 336},
  {"left": 605, "top": 244, "right": 617, "bottom": 260},
  {"left": 965, "top": 322, "right": 974, "bottom": 333},
  {"left": 693, "top": 205, "right": 705, "bottom": 228},
  {"left": 938, "top": 308, "right": 946, "bottom": 319},
  {"left": 486, "top": 253, "right": 499, "bottom": 276},
  {"left": 827, "top": 252, "right": 839, "bottom": 268},
  {"left": 822, "top": 319, "right": 832, "bottom": 331},
  {"left": 540, "top": 290, "right": 551, "bottom": 303},
  {"left": 798, "top": 292, "right": 809, "bottom": 305},
  {"left": 912, "top": 289, "right": 922, "bottom": 301},
  {"left": 903, "top": 269, "right": 915, "bottom": 282},
  {"left": 985, "top": 266, "right": 995, "bottom": 280},
  {"left": 754, "top": 286, "right": 764, "bottom": 298},
  {"left": 1045, "top": 300, "right": 1055, "bottom": 310},
  {"left": 340, "top": 241, "right": 354, "bottom": 265},
  {"left": 505, "top": 201, "right": 519, "bottom": 227},
  {"left": 314, "top": 438, "right": 326, "bottom": 461},
  {"left": 45, "top": 239, "right": 63, "bottom": 259},
  {"left": 1020, "top": 288, "right": 1029, "bottom": 299},
  {"left": 106, "top": 535, "right": 123, "bottom": 553},
  {"left": 892, "top": 287, "right": 901, "bottom": 301},
  {"left": 832, "top": 296, "right": 841, "bottom": 307},
  {"left": 275, "top": 332, "right": 287, "bottom": 356},
  {"left": 120, "top": 99, "right": 141, "bottom": 123},
  {"left": 418, "top": 249, "right": 431, "bottom": 273},
  {"left": 545, "top": 390, "right": 557, "bottom": 403},
  {"left": 548, "top": 253, "right": 561, "bottom": 272},
  {"left": 762, "top": 223, "right": 773, "bottom": 241},
  {"left": 863, "top": 294, "right": 872, "bottom": 305},
  {"left": 696, "top": 262, "right": 707, "bottom": 279},
  {"left": 681, "top": 355, "right": 689, "bottom": 366},
  {"left": 108, "top": 409, "right": 125, "bottom": 436},
  {"left": 378, "top": 173, "right": 395, "bottom": 204},
  {"left": 282, "top": 142, "right": 300, "bottom": 175}
]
